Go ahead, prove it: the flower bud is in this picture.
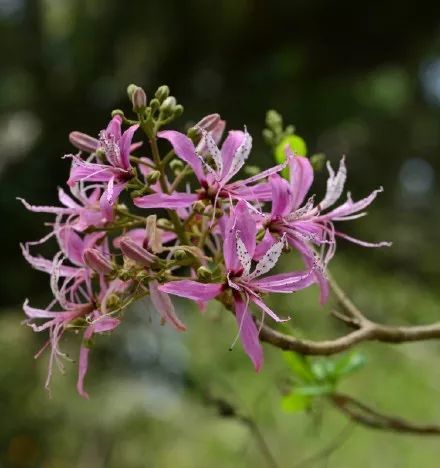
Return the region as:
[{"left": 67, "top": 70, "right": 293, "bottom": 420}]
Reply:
[
  {"left": 127, "top": 84, "right": 138, "bottom": 99},
  {"left": 173, "top": 249, "right": 188, "bottom": 261},
  {"left": 69, "top": 131, "right": 99, "bottom": 153},
  {"left": 155, "top": 85, "right": 170, "bottom": 102},
  {"left": 160, "top": 96, "right": 177, "bottom": 113},
  {"left": 169, "top": 159, "right": 184, "bottom": 172},
  {"left": 83, "top": 248, "right": 113, "bottom": 275},
  {"left": 196, "top": 113, "right": 221, "bottom": 132},
  {"left": 111, "top": 109, "right": 125, "bottom": 118},
  {"left": 132, "top": 86, "right": 147, "bottom": 112},
  {"left": 146, "top": 170, "right": 161, "bottom": 184},
  {"left": 173, "top": 104, "right": 184, "bottom": 117},
  {"left": 156, "top": 218, "right": 174, "bottom": 230},
  {"left": 119, "top": 237, "right": 157, "bottom": 267},
  {"left": 193, "top": 200, "right": 207, "bottom": 213},
  {"left": 149, "top": 98, "right": 160, "bottom": 112},
  {"left": 197, "top": 266, "right": 213, "bottom": 281}
]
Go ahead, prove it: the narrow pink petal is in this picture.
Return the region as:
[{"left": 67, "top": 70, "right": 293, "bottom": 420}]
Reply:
[
  {"left": 288, "top": 151, "right": 314, "bottom": 209},
  {"left": 158, "top": 130, "right": 205, "bottom": 181},
  {"left": 270, "top": 174, "right": 293, "bottom": 217},
  {"left": 286, "top": 235, "right": 329, "bottom": 304},
  {"left": 134, "top": 192, "right": 198, "bottom": 209},
  {"left": 120, "top": 124, "right": 139, "bottom": 170},
  {"left": 321, "top": 187, "right": 383, "bottom": 220},
  {"left": 233, "top": 200, "right": 257, "bottom": 258},
  {"left": 17, "top": 197, "right": 73, "bottom": 215},
  {"left": 335, "top": 231, "right": 392, "bottom": 248},
  {"left": 149, "top": 280, "right": 186, "bottom": 331},
  {"left": 252, "top": 269, "right": 314, "bottom": 293},
  {"left": 220, "top": 130, "right": 245, "bottom": 179},
  {"left": 234, "top": 295, "right": 263, "bottom": 372},
  {"left": 105, "top": 115, "right": 122, "bottom": 139},
  {"left": 249, "top": 295, "right": 288, "bottom": 322},
  {"left": 159, "top": 280, "right": 223, "bottom": 302},
  {"left": 254, "top": 230, "right": 276, "bottom": 261},
  {"left": 100, "top": 180, "right": 125, "bottom": 220}
]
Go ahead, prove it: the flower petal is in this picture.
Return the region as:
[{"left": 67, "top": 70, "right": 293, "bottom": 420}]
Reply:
[
  {"left": 288, "top": 151, "right": 314, "bottom": 209},
  {"left": 159, "top": 280, "right": 223, "bottom": 302},
  {"left": 158, "top": 130, "right": 205, "bottom": 181},
  {"left": 134, "top": 192, "right": 198, "bottom": 209},
  {"left": 234, "top": 294, "right": 263, "bottom": 372},
  {"left": 149, "top": 280, "right": 186, "bottom": 331}
]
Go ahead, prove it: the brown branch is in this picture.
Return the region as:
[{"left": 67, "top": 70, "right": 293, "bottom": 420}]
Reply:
[
  {"left": 330, "top": 393, "right": 440, "bottom": 435},
  {"left": 258, "top": 320, "right": 440, "bottom": 356}
]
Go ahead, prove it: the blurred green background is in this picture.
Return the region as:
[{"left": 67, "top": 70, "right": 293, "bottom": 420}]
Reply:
[{"left": 1, "top": 0, "right": 440, "bottom": 466}]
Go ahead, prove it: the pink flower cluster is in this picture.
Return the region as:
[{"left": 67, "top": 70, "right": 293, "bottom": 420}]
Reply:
[{"left": 19, "top": 91, "right": 390, "bottom": 397}]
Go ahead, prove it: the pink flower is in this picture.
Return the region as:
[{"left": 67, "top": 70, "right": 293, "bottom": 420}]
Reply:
[
  {"left": 264, "top": 150, "right": 391, "bottom": 303},
  {"left": 159, "top": 201, "right": 314, "bottom": 371},
  {"left": 67, "top": 116, "right": 139, "bottom": 218},
  {"left": 133, "top": 128, "right": 288, "bottom": 210}
]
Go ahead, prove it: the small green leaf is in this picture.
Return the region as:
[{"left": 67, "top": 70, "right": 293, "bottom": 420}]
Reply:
[
  {"left": 284, "top": 352, "right": 315, "bottom": 383},
  {"left": 311, "top": 359, "right": 335, "bottom": 381},
  {"left": 275, "top": 135, "right": 308, "bottom": 163},
  {"left": 274, "top": 135, "right": 308, "bottom": 178},
  {"left": 333, "top": 352, "right": 367, "bottom": 377},
  {"left": 281, "top": 392, "right": 311, "bottom": 413}
]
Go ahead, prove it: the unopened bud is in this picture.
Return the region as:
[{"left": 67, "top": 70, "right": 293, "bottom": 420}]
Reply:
[
  {"left": 160, "top": 96, "right": 177, "bottom": 113},
  {"left": 146, "top": 170, "right": 161, "bottom": 184},
  {"left": 156, "top": 218, "right": 173, "bottom": 230},
  {"left": 127, "top": 84, "right": 138, "bottom": 99},
  {"left": 83, "top": 248, "right": 113, "bottom": 275},
  {"left": 149, "top": 98, "right": 160, "bottom": 111},
  {"left": 119, "top": 237, "right": 157, "bottom": 267},
  {"left": 132, "top": 86, "right": 147, "bottom": 112},
  {"left": 69, "top": 131, "right": 99, "bottom": 153},
  {"left": 197, "top": 266, "right": 213, "bottom": 281},
  {"left": 155, "top": 85, "right": 170, "bottom": 102},
  {"left": 193, "top": 200, "right": 206, "bottom": 214},
  {"left": 196, "top": 114, "right": 221, "bottom": 133},
  {"left": 173, "top": 249, "right": 188, "bottom": 261},
  {"left": 111, "top": 109, "right": 125, "bottom": 118},
  {"left": 169, "top": 159, "right": 184, "bottom": 172},
  {"left": 173, "top": 104, "right": 184, "bottom": 117}
]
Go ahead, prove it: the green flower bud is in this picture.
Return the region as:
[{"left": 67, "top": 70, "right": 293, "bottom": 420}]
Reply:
[
  {"left": 197, "top": 266, "right": 213, "bottom": 281},
  {"left": 146, "top": 170, "right": 161, "bottom": 184},
  {"left": 173, "top": 249, "right": 188, "bottom": 261},
  {"left": 155, "top": 85, "right": 170, "bottom": 102},
  {"left": 149, "top": 98, "right": 160, "bottom": 112},
  {"left": 160, "top": 96, "right": 177, "bottom": 113},
  {"left": 266, "top": 109, "right": 283, "bottom": 132},
  {"left": 111, "top": 109, "right": 125, "bottom": 118},
  {"left": 193, "top": 200, "right": 207, "bottom": 213},
  {"left": 170, "top": 159, "right": 184, "bottom": 171},
  {"left": 127, "top": 84, "right": 138, "bottom": 99},
  {"left": 310, "top": 153, "right": 326, "bottom": 171},
  {"left": 262, "top": 128, "right": 274, "bottom": 145},
  {"left": 156, "top": 218, "right": 174, "bottom": 230},
  {"left": 173, "top": 104, "right": 184, "bottom": 117}
]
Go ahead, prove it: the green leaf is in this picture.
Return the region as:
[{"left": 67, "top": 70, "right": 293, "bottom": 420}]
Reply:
[
  {"left": 281, "top": 392, "right": 311, "bottom": 413},
  {"left": 283, "top": 352, "right": 315, "bottom": 383},
  {"left": 274, "top": 135, "right": 308, "bottom": 178},
  {"left": 311, "top": 359, "right": 335, "bottom": 381},
  {"left": 333, "top": 352, "right": 367, "bottom": 378}
]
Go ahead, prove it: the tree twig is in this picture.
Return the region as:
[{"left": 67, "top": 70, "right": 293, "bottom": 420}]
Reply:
[{"left": 330, "top": 393, "right": 440, "bottom": 435}]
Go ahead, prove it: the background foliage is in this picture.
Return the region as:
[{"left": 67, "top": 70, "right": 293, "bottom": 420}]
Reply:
[{"left": 1, "top": 1, "right": 439, "bottom": 466}]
